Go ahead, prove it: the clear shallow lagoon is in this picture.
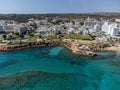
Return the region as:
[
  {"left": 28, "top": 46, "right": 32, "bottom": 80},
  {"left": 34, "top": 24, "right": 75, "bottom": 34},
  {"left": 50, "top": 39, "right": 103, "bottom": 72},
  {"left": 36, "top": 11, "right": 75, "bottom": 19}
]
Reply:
[{"left": 0, "top": 46, "right": 120, "bottom": 90}]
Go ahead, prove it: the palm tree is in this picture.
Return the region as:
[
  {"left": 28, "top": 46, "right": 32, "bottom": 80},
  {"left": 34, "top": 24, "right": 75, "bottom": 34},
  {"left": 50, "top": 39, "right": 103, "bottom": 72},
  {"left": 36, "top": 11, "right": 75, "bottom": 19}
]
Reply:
[
  {"left": 80, "top": 22, "right": 84, "bottom": 26},
  {"left": 2, "top": 34, "right": 7, "bottom": 40},
  {"left": 14, "top": 32, "right": 20, "bottom": 37},
  {"left": 19, "top": 35, "right": 24, "bottom": 44},
  {"left": 7, "top": 34, "right": 13, "bottom": 43}
]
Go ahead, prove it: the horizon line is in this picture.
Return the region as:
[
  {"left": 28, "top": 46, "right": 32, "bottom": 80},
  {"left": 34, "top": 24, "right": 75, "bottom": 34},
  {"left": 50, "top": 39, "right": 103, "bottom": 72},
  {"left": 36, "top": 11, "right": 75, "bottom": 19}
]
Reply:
[{"left": 0, "top": 12, "right": 120, "bottom": 15}]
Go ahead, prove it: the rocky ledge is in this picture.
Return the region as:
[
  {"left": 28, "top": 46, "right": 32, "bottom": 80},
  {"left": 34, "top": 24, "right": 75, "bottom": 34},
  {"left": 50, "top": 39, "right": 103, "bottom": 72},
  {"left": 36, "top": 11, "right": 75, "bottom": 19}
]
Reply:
[{"left": 0, "top": 40, "right": 102, "bottom": 57}]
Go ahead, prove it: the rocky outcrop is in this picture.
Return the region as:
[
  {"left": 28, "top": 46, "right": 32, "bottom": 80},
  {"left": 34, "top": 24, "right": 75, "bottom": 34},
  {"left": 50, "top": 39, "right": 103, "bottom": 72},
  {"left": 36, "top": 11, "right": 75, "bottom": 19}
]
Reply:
[{"left": 63, "top": 41, "right": 98, "bottom": 58}]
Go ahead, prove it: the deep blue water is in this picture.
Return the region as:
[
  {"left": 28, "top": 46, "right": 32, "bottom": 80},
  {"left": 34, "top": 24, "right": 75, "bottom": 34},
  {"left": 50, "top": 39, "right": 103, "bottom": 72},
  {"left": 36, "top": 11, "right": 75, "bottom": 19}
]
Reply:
[{"left": 0, "top": 46, "right": 120, "bottom": 90}]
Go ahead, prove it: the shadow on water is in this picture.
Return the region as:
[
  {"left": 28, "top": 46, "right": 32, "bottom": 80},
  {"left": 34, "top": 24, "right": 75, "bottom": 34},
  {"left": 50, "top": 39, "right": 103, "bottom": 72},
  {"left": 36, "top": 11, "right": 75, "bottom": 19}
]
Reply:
[
  {"left": 52, "top": 48, "right": 92, "bottom": 66},
  {"left": 0, "top": 59, "right": 18, "bottom": 69},
  {"left": 109, "top": 59, "right": 120, "bottom": 67},
  {"left": 95, "top": 51, "right": 116, "bottom": 60},
  {"left": 96, "top": 51, "right": 120, "bottom": 67}
]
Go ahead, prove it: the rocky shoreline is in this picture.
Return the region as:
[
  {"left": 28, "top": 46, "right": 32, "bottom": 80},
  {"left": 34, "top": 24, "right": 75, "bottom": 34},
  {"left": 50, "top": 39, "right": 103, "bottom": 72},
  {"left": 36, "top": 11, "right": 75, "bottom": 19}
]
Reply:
[
  {"left": 63, "top": 41, "right": 98, "bottom": 57},
  {"left": 0, "top": 40, "right": 62, "bottom": 51},
  {"left": 0, "top": 40, "right": 110, "bottom": 57}
]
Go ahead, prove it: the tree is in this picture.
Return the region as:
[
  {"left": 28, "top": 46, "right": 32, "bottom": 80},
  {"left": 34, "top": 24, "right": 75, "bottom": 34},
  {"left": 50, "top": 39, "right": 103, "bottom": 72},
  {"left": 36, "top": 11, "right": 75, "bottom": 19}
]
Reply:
[
  {"left": 56, "top": 31, "right": 62, "bottom": 35},
  {"left": 14, "top": 32, "right": 20, "bottom": 37},
  {"left": 111, "top": 18, "right": 115, "bottom": 22},
  {"left": 39, "top": 35, "right": 43, "bottom": 39},
  {"left": 7, "top": 34, "right": 13, "bottom": 43},
  {"left": 28, "top": 27, "right": 34, "bottom": 34},
  {"left": 2, "top": 34, "right": 7, "bottom": 40},
  {"left": 30, "top": 23, "right": 37, "bottom": 29},
  {"left": 18, "top": 35, "right": 24, "bottom": 44},
  {"left": 33, "top": 23, "right": 37, "bottom": 29},
  {"left": 30, "top": 34, "right": 34, "bottom": 37},
  {"left": 7, "top": 35, "right": 12, "bottom": 39},
  {"left": 80, "top": 22, "right": 84, "bottom": 26},
  {"left": 72, "top": 21, "right": 75, "bottom": 25}
]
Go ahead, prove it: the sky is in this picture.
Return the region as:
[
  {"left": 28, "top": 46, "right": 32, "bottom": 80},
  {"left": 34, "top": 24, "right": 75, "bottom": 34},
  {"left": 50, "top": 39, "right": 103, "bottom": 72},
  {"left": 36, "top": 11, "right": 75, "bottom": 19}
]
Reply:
[{"left": 0, "top": 0, "right": 120, "bottom": 14}]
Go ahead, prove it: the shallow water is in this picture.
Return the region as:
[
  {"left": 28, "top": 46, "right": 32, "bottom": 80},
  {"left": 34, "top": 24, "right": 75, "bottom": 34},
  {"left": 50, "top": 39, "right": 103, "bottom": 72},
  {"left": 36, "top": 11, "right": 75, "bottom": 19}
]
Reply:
[{"left": 0, "top": 46, "right": 120, "bottom": 90}]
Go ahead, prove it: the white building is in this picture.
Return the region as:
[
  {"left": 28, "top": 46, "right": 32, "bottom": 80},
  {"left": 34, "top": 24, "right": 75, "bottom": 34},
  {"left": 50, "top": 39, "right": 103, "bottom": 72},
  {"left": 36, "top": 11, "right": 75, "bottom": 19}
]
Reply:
[
  {"left": 96, "top": 36, "right": 107, "bottom": 43},
  {"left": 28, "top": 19, "right": 48, "bottom": 27},
  {"left": 0, "top": 20, "right": 7, "bottom": 31},
  {"left": 37, "top": 26, "right": 48, "bottom": 32},
  {"left": 68, "top": 22, "right": 73, "bottom": 28},
  {"left": 6, "top": 25, "right": 15, "bottom": 32},
  {"left": 0, "top": 20, "right": 18, "bottom": 33},
  {"left": 94, "top": 24, "right": 101, "bottom": 31},
  {"left": 89, "top": 29, "right": 96, "bottom": 34},
  {"left": 112, "top": 27, "right": 120, "bottom": 36},
  {"left": 102, "top": 22, "right": 120, "bottom": 36},
  {"left": 75, "top": 22, "right": 80, "bottom": 27},
  {"left": 0, "top": 26, "right": 3, "bottom": 32},
  {"left": 14, "top": 26, "right": 28, "bottom": 34},
  {"left": 116, "top": 19, "right": 120, "bottom": 22},
  {"left": 67, "top": 27, "right": 75, "bottom": 34},
  {"left": 82, "top": 30, "right": 89, "bottom": 35},
  {"left": 84, "top": 21, "right": 97, "bottom": 27}
]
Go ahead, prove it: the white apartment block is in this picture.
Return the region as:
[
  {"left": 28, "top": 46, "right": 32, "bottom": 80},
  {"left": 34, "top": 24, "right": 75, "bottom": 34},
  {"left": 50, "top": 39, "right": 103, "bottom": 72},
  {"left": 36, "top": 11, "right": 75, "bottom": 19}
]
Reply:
[
  {"left": 14, "top": 25, "right": 28, "bottom": 34},
  {"left": 102, "top": 22, "right": 120, "bottom": 36}
]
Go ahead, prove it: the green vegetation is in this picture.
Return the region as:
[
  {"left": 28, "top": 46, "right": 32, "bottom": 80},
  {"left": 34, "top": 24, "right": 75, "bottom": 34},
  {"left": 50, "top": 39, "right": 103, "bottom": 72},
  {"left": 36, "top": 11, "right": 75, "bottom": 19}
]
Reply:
[
  {"left": 64, "top": 34, "right": 93, "bottom": 40},
  {"left": 2, "top": 34, "right": 7, "bottom": 40},
  {"left": 80, "top": 22, "right": 84, "bottom": 26},
  {"left": 30, "top": 34, "right": 35, "bottom": 37},
  {"left": 7, "top": 34, "right": 13, "bottom": 40},
  {"left": 9, "top": 41, "right": 21, "bottom": 45},
  {"left": 30, "top": 23, "right": 37, "bottom": 29},
  {"left": 90, "top": 42, "right": 99, "bottom": 45},
  {"left": 27, "top": 37, "right": 36, "bottom": 42},
  {"left": 14, "top": 32, "right": 20, "bottom": 36},
  {"left": 47, "top": 35, "right": 57, "bottom": 39},
  {"left": 102, "top": 43, "right": 110, "bottom": 48}
]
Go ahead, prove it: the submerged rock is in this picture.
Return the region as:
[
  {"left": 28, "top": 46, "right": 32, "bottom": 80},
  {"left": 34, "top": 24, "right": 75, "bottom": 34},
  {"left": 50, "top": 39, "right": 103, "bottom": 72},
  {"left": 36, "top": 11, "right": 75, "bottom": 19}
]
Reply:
[{"left": 0, "top": 71, "right": 91, "bottom": 90}]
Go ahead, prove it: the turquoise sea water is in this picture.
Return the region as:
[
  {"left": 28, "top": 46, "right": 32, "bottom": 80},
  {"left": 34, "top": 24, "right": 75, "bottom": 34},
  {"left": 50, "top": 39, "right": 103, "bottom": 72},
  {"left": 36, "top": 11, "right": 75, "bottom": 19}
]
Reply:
[{"left": 0, "top": 46, "right": 120, "bottom": 90}]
